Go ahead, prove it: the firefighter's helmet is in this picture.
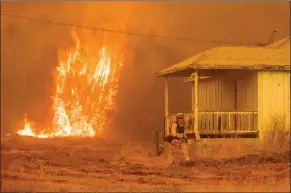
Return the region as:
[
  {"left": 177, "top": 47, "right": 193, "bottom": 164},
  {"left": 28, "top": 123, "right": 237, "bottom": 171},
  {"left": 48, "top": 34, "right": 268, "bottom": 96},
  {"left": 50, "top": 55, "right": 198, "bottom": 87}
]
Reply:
[{"left": 176, "top": 113, "right": 184, "bottom": 119}]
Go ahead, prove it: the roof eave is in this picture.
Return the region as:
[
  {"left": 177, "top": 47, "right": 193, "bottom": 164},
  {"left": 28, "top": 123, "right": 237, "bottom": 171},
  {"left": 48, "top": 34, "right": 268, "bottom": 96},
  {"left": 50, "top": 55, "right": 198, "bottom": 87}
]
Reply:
[
  {"left": 156, "top": 65, "right": 290, "bottom": 77},
  {"left": 190, "top": 64, "right": 290, "bottom": 70},
  {"left": 156, "top": 66, "right": 192, "bottom": 77}
]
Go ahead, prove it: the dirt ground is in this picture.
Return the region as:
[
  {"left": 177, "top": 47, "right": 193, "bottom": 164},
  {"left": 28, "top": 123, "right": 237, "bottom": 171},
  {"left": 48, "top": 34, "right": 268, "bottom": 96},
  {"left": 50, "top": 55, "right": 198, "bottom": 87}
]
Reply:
[{"left": 1, "top": 136, "right": 290, "bottom": 192}]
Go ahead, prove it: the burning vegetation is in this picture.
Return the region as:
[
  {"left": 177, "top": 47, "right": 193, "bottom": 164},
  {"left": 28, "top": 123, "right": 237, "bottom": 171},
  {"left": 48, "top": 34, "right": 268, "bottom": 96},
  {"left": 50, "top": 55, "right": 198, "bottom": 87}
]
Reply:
[{"left": 16, "top": 32, "right": 124, "bottom": 138}]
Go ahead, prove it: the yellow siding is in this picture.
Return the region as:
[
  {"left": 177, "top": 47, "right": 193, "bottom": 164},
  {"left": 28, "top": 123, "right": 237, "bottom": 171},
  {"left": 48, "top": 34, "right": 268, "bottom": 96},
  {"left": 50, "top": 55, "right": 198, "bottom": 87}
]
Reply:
[
  {"left": 198, "top": 71, "right": 259, "bottom": 132},
  {"left": 258, "top": 71, "right": 291, "bottom": 138},
  {"left": 236, "top": 72, "right": 258, "bottom": 131},
  {"left": 198, "top": 78, "right": 236, "bottom": 132},
  {"left": 237, "top": 71, "right": 258, "bottom": 111},
  {"left": 199, "top": 71, "right": 258, "bottom": 112},
  {"left": 198, "top": 79, "right": 236, "bottom": 111}
]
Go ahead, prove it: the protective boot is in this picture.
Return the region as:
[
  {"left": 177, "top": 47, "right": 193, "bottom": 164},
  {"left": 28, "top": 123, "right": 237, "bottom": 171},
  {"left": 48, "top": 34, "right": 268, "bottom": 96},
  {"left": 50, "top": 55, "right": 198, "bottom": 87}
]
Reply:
[
  {"left": 180, "top": 141, "right": 190, "bottom": 162},
  {"left": 165, "top": 140, "right": 179, "bottom": 167}
]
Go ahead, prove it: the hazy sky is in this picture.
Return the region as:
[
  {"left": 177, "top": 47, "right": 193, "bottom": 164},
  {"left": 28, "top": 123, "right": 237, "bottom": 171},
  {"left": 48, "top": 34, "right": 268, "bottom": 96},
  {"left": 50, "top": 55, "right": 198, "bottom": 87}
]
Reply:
[{"left": 1, "top": 2, "right": 290, "bottom": 138}]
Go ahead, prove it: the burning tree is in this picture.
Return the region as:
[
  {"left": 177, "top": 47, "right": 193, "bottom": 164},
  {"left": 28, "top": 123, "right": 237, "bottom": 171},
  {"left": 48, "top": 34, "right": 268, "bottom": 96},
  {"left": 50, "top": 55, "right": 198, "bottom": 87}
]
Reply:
[{"left": 17, "top": 31, "right": 124, "bottom": 138}]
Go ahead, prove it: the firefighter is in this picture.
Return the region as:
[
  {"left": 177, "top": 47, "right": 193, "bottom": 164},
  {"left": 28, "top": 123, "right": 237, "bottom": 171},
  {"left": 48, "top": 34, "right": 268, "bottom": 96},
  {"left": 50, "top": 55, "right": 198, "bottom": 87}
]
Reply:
[{"left": 166, "top": 113, "right": 190, "bottom": 166}]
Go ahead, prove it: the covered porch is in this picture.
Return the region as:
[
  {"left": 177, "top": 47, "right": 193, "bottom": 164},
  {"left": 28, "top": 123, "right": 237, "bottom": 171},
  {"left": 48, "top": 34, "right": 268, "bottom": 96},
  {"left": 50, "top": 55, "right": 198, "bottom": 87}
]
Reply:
[{"left": 164, "top": 70, "right": 259, "bottom": 139}]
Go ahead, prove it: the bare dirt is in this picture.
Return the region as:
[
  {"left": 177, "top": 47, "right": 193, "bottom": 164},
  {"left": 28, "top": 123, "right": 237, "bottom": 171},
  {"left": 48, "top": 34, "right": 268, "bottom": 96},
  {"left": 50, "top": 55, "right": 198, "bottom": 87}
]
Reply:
[{"left": 1, "top": 136, "right": 290, "bottom": 192}]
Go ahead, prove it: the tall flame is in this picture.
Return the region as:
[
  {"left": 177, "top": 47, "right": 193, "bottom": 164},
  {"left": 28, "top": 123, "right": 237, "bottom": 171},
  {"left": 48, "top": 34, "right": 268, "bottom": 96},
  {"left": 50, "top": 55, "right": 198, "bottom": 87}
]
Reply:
[{"left": 16, "top": 32, "right": 124, "bottom": 138}]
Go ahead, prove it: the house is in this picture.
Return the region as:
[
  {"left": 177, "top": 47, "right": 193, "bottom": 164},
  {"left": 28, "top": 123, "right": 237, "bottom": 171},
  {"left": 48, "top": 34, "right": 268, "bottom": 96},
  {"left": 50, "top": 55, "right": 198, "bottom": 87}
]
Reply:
[{"left": 156, "top": 37, "right": 290, "bottom": 140}]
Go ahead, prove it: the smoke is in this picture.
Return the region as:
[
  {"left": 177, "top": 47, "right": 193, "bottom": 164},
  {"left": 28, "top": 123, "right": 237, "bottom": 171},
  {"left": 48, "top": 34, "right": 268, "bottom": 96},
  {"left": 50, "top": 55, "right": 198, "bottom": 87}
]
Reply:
[
  {"left": 117, "top": 1, "right": 290, "bottom": 140},
  {"left": 1, "top": 1, "right": 137, "bottom": 135},
  {"left": 1, "top": 2, "right": 290, "bottom": 139}
]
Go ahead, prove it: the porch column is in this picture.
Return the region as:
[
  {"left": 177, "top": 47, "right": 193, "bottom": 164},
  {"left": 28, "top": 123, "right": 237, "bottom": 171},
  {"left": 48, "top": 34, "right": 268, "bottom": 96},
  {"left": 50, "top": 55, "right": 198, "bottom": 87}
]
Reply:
[
  {"left": 164, "top": 77, "right": 169, "bottom": 137},
  {"left": 192, "top": 71, "right": 200, "bottom": 140}
]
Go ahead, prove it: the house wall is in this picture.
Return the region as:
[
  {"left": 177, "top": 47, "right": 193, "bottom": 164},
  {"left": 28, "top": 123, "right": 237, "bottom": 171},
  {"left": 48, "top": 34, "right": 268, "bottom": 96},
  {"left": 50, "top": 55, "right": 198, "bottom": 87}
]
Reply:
[
  {"left": 198, "top": 71, "right": 258, "bottom": 111},
  {"left": 198, "top": 71, "right": 258, "bottom": 132},
  {"left": 237, "top": 71, "right": 258, "bottom": 111},
  {"left": 236, "top": 71, "right": 258, "bottom": 131},
  {"left": 198, "top": 78, "right": 236, "bottom": 132},
  {"left": 198, "top": 78, "right": 236, "bottom": 111},
  {"left": 258, "top": 71, "right": 290, "bottom": 138}
]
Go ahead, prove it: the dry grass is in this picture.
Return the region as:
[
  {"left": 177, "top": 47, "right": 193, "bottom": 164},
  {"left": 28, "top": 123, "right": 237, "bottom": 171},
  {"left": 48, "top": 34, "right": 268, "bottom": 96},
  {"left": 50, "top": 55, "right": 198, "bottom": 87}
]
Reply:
[
  {"left": 188, "top": 138, "right": 259, "bottom": 161},
  {"left": 259, "top": 115, "right": 290, "bottom": 153},
  {"left": 2, "top": 180, "right": 36, "bottom": 193},
  {"left": 1, "top": 179, "right": 76, "bottom": 193},
  {"left": 1, "top": 135, "right": 290, "bottom": 192},
  {"left": 184, "top": 115, "right": 289, "bottom": 160}
]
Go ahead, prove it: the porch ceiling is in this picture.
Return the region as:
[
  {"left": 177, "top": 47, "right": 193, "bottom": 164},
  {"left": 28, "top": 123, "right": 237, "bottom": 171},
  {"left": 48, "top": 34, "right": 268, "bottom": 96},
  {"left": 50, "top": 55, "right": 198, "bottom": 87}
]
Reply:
[{"left": 157, "top": 37, "right": 290, "bottom": 77}]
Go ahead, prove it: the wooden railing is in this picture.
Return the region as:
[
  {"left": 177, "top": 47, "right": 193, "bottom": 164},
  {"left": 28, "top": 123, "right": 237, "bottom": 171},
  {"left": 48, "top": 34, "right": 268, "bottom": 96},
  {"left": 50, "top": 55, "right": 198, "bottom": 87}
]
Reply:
[{"left": 167, "top": 111, "right": 258, "bottom": 134}]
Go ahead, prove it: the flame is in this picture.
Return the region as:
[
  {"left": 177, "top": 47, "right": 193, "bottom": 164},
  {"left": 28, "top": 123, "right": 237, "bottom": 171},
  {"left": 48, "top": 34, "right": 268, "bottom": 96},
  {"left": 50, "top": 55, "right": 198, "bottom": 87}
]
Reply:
[{"left": 16, "top": 32, "right": 124, "bottom": 138}]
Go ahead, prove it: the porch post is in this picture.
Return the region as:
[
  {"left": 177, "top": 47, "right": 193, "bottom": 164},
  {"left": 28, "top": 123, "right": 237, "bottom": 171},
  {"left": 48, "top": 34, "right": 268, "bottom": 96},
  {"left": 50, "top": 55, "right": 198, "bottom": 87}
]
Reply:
[
  {"left": 192, "top": 71, "right": 200, "bottom": 140},
  {"left": 165, "top": 77, "right": 169, "bottom": 137}
]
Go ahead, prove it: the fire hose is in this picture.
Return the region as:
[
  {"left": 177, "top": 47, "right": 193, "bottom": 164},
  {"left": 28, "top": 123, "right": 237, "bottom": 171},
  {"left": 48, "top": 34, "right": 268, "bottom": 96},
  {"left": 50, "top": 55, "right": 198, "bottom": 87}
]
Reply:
[{"left": 164, "top": 135, "right": 188, "bottom": 144}]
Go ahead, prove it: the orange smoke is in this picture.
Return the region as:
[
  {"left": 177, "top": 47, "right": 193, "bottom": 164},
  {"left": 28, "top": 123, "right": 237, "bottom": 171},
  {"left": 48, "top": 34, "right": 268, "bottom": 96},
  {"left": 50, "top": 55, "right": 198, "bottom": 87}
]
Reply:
[{"left": 17, "top": 31, "right": 124, "bottom": 138}]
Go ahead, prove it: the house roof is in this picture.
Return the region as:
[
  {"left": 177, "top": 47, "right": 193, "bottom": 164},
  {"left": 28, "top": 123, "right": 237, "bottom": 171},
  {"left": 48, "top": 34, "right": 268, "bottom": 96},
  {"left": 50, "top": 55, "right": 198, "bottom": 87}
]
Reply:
[{"left": 157, "top": 37, "right": 290, "bottom": 76}]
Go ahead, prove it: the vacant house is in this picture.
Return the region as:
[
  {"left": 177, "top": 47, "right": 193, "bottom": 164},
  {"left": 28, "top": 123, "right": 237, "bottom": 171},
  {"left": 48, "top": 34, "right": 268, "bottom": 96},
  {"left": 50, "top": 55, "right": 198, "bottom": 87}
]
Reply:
[{"left": 156, "top": 37, "right": 290, "bottom": 139}]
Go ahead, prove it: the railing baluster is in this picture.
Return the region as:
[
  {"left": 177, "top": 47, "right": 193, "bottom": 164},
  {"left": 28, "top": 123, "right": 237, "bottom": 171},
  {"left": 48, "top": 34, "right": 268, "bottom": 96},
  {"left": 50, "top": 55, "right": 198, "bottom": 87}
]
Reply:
[
  {"left": 205, "top": 112, "right": 208, "bottom": 132},
  {"left": 245, "top": 113, "right": 247, "bottom": 131},
  {"left": 222, "top": 112, "right": 224, "bottom": 132},
  {"left": 242, "top": 113, "right": 244, "bottom": 131},
  {"left": 224, "top": 113, "right": 226, "bottom": 131},
  {"left": 200, "top": 113, "right": 202, "bottom": 133},
  {"left": 214, "top": 112, "right": 216, "bottom": 133},
  {"left": 241, "top": 113, "right": 243, "bottom": 131},
  {"left": 216, "top": 113, "right": 219, "bottom": 132},
  {"left": 211, "top": 113, "right": 213, "bottom": 132},
  {"left": 202, "top": 113, "right": 204, "bottom": 132},
  {"left": 253, "top": 113, "right": 255, "bottom": 131},
  {"left": 210, "top": 113, "right": 212, "bottom": 132},
  {"left": 236, "top": 113, "right": 239, "bottom": 131},
  {"left": 210, "top": 112, "right": 212, "bottom": 132},
  {"left": 223, "top": 113, "right": 228, "bottom": 131},
  {"left": 202, "top": 113, "right": 205, "bottom": 132},
  {"left": 205, "top": 113, "right": 207, "bottom": 133},
  {"left": 223, "top": 113, "right": 225, "bottom": 131},
  {"left": 239, "top": 113, "right": 243, "bottom": 131},
  {"left": 218, "top": 113, "right": 221, "bottom": 132},
  {"left": 205, "top": 112, "right": 208, "bottom": 133},
  {"left": 211, "top": 112, "right": 215, "bottom": 132},
  {"left": 203, "top": 113, "right": 207, "bottom": 132},
  {"left": 221, "top": 113, "right": 224, "bottom": 132},
  {"left": 209, "top": 113, "right": 212, "bottom": 132},
  {"left": 211, "top": 113, "right": 213, "bottom": 133},
  {"left": 228, "top": 113, "right": 231, "bottom": 131},
  {"left": 248, "top": 113, "right": 250, "bottom": 131}
]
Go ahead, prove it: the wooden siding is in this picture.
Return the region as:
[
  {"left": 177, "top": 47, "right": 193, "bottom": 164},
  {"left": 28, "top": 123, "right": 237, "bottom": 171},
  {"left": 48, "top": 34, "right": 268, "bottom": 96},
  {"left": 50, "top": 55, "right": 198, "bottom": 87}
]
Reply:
[
  {"left": 198, "top": 78, "right": 236, "bottom": 131},
  {"left": 236, "top": 72, "right": 258, "bottom": 131},
  {"left": 198, "top": 71, "right": 258, "bottom": 132},
  {"left": 198, "top": 78, "right": 236, "bottom": 111},
  {"left": 237, "top": 72, "right": 258, "bottom": 111},
  {"left": 258, "top": 71, "right": 291, "bottom": 137}
]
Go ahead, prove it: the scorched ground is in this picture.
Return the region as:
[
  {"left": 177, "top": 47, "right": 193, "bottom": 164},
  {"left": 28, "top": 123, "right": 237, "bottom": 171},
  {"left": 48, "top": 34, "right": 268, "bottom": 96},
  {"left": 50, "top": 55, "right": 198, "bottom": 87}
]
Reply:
[{"left": 1, "top": 136, "right": 290, "bottom": 192}]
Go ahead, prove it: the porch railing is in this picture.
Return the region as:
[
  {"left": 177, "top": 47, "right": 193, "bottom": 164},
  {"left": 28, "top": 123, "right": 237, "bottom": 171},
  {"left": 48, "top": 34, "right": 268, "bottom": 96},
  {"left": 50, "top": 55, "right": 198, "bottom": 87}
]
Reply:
[{"left": 167, "top": 111, "right": 258, "bottom": 134}]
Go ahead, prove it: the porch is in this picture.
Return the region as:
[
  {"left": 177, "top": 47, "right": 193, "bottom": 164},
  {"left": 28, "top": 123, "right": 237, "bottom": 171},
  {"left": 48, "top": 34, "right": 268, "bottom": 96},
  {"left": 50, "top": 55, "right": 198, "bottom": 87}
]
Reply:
[{"left": 163, "top": 70, "right": 259, "bottom": 139}]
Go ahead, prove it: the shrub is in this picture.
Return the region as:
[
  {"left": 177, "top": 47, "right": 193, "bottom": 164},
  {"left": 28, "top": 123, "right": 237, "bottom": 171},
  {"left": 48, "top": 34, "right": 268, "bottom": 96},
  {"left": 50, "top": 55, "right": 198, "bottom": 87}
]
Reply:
[{"left": 259, "top": 114, "right": 290, "bottom": 153}]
